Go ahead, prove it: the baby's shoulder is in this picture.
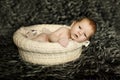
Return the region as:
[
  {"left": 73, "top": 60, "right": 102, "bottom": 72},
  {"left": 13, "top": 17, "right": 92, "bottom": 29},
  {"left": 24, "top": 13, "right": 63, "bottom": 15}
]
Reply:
[{"left": 58, "top": 27, "right": 70, "bottom": 32}]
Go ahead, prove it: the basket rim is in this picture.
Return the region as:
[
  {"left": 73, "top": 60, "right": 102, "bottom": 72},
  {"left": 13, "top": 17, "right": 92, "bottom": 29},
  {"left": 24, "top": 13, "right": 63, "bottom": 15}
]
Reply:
[{"left": 13, "top": 24, "right": 89, "bottom": 53}]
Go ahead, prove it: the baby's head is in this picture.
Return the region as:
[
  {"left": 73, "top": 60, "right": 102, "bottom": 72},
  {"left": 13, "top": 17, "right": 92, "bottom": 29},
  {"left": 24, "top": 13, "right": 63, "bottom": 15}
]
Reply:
[{"left": 70, "top": 17, "right": 96, "bottom": 42}]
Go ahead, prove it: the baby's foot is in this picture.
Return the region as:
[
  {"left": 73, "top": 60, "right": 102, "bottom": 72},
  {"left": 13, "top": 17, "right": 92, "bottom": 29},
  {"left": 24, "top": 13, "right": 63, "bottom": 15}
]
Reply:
[
  {"left": 19, "top": 27, "right": 38, "bottom": 39},
  {"left": 26, "top": 30, "right": 38, "bottom": 39}
]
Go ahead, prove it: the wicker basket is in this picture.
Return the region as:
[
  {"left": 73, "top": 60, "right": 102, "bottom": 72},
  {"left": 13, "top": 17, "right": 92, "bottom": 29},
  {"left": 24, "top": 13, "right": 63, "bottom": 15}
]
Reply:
[{"left": 13, "top": 24, "right": 90, "bottom": 65}]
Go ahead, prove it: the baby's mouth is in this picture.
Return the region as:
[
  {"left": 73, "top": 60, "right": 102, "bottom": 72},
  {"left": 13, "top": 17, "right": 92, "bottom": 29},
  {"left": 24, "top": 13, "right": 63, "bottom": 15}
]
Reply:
[
  {"left": 74, "top": 34, "right": 79, "bottom": 39},
  {"left": 71, "top": 34, "right": 78, "bottom": 40}
]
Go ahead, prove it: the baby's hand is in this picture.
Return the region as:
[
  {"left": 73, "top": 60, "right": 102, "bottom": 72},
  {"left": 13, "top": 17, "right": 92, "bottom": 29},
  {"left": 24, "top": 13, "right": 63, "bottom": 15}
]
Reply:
[{"left": 58, "top": 38, "right": 69, "bottom": 47}]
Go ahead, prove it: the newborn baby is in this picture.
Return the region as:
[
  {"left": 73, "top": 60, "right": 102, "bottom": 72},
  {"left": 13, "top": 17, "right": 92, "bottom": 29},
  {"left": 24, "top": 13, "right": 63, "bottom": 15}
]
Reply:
[{"left": 23, "top": 17, "right": 96, "bottom": 47}]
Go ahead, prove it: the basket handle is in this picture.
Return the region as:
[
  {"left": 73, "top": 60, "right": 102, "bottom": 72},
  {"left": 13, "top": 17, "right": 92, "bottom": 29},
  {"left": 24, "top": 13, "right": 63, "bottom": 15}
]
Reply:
[{"left": 82, "top": 40, "right": 90, "bottom": 47}]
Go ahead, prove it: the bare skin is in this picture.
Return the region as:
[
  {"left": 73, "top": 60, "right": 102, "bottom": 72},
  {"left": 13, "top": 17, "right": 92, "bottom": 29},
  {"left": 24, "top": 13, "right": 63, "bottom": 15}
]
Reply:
[{"left": 25, "top": 18, "right": 96, "bottom": 47}]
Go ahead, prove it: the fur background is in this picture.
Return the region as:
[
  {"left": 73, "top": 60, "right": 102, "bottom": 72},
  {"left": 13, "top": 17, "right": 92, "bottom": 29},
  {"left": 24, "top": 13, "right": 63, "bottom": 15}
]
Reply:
[{"left": 0, "top": 0, "right": 120, "bottom": 80}]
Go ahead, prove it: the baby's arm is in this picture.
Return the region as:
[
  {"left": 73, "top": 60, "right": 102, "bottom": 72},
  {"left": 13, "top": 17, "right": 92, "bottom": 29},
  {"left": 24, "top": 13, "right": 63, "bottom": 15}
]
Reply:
[
  {"left": 49, "top": 27, "right": 69, "bottom": 47},
  {"left": 58, "top": 38, "right": 69, "bottom": 47},
  {"left": 49, "top": 27, "right": 68, "bottom": 42}
]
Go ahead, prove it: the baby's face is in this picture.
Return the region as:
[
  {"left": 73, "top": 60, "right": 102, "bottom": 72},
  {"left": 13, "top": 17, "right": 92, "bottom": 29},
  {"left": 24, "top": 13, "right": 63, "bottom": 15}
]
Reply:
[{"left": 70, "top": 19, "right": 94, "bottom": 42}]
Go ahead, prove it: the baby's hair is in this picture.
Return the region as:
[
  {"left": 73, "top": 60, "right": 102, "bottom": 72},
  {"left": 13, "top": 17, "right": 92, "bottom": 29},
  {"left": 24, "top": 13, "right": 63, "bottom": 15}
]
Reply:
[{"left": 77, "top": 17, "right": 97, "bottom": 35}]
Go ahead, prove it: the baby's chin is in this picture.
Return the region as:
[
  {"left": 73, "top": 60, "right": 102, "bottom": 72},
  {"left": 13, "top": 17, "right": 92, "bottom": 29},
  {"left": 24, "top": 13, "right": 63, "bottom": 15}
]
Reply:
[
  {"left": 71, "top": 37, "right": 81, "bottom": 42},
  {"left": 73, "top": 39, "right": 84, "bottom": 43},
  {"left": 71, "top": 37, "right": 86, "bottom": 43}
]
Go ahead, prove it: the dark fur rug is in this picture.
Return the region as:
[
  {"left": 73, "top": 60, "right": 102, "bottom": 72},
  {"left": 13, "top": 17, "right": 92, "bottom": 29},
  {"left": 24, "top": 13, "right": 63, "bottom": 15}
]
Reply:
[{"left": 0, "top": 0, "right": 120, "bottom": 80}]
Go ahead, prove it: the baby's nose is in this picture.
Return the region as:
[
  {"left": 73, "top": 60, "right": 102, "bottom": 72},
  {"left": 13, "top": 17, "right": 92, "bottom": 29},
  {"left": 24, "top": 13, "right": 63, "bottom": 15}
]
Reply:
[{"left": 78, "top": 30, "right": 83, "bottom": 35}]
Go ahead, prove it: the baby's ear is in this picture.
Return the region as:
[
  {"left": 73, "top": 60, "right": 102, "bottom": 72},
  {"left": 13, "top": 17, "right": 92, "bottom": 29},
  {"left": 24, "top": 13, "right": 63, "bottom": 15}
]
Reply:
[{"left": 71, "top": 21, "right": 76, "bottom": 27}]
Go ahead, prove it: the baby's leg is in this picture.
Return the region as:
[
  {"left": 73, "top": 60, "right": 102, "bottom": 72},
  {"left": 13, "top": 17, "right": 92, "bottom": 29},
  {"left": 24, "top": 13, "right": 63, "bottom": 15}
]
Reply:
[{"left": 32, "top": 33, "right": 49, "bottom": 42}]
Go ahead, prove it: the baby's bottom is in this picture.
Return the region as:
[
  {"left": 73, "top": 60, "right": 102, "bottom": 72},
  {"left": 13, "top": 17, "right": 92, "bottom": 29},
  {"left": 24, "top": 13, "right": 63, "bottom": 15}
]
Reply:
[{"left": 32, "top": 33, "right": 49, "bottom": 42}]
